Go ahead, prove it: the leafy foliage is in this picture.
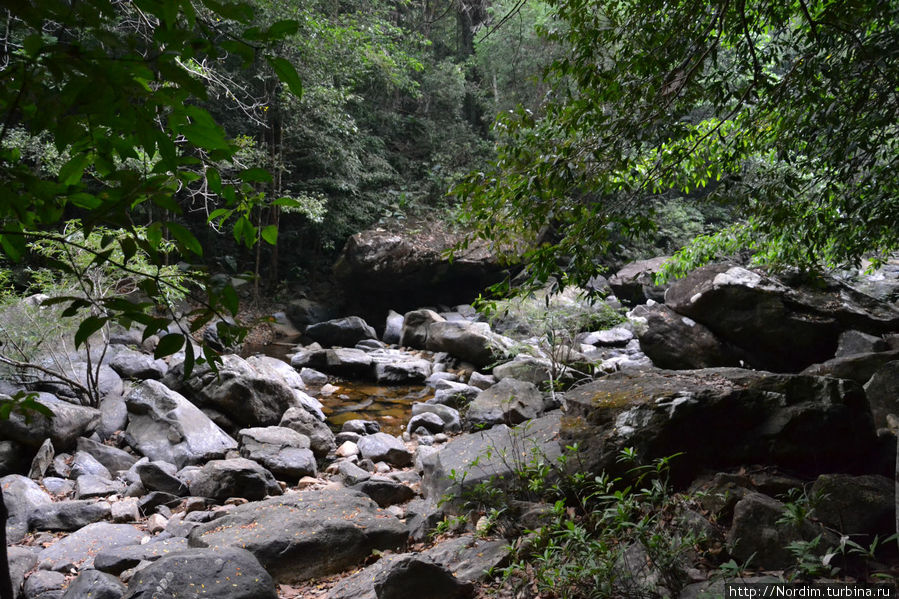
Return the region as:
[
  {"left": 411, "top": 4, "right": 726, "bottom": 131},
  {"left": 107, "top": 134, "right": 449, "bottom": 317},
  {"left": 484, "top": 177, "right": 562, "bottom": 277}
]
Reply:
[{"left": 454, "top": 0, "right": 899, "bottom": 289}]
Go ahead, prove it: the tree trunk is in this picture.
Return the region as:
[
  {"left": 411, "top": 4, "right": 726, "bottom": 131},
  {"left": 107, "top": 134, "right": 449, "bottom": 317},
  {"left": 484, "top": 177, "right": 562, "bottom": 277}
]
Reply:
[{"left": 0, "top": 486, "right": 14, "bottom": 599}]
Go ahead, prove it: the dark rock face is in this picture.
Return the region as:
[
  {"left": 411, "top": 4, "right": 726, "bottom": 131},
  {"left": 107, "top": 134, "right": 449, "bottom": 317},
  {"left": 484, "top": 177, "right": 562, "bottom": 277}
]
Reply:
[
  {"left": 187, "top": 458, "right": 282, "bottom": 502},
  {"left": 123, "top": 547, "right": 278, "bottom": 599},
  {"left": 278, "top": 407, "right": 336, "bottom": 458},
  {"left": 187, "top": 489, "right": 409, "bottom": 583},
  {"left": 466, "top": 379, "right": 546, "bottom": 429},
  {"left": 37, "top": 522, "right": 146, "bottom": 571},
  {"left": 633, "top": 303, "right": 743, "bottom": 370},
  {"left": 609, "top": 256, "right": 671, "bottom": 305},
  {"left": 333, "top": 228, "right": 508, "bottom": 323},
  {"left": 864, "top": 360, "right": 899, "bottom": 430},
  {"left": 28, "top": 500, "right": 111, "bottom": 532},
  {"left": 561, "top": 368, "right": 877, "bottom": 483},
  {"left": 664, "top": 265, "right": 899, "bottom": 372},
  {"left": 306, "top": 316, "right": 378, "bottom": 347},
  {"left": 374, "top": 556, "right": 475, "bottom": 599},
  {"left": 2, "top": 474, "right": 53, "bottom": 542},
  {"left": 0, "top": 393, "right": 99, "bottom": 450},
  {"left": 810, "top": 473, "right": 895, "bottom": 537},
  {"left": 61, "top": 570, "right": 126, "bottom": 599}
]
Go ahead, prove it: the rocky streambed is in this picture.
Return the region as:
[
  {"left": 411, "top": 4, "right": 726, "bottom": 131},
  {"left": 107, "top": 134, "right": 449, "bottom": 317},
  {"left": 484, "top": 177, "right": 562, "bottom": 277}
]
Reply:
[{"left": 2, "top": 258, "right": 899, "bottom": 598}]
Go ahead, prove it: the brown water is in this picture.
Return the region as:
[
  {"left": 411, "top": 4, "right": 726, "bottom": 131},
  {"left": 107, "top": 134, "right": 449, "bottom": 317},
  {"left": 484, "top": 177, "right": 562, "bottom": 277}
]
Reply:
[{"left": 316, "top": 381, "right": 433, "bottom": 436}]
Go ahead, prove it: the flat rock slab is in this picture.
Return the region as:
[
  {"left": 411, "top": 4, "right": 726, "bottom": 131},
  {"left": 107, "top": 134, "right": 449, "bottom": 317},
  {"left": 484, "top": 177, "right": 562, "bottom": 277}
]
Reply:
[
  {"left": 94, "top": 537, "right": 190, "bottom": 575},
  {"left": 38, "top": 522, "right": 146, "bottom": 572},
  {"left": 123, "top": 547, "right": 277, "bottom": 599},
  {"left": 187, "top": 488, "right": 408, "bottom": 583}
]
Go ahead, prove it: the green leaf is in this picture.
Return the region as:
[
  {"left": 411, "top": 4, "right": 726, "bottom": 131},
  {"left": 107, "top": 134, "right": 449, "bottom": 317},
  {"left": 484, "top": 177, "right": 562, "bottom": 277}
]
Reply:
[
  {"left": 154, "top": 333, "right": 186, "bottom": 359},
  {"left": 180, "top": 106, "right": 231, "bottom": 151},
  {"left": 22, "top": 34, "right": 42, "bottom": 57},
  {"left": 266, "top": 56, "right": 303, "bottom": 99},
  {"left": 74, "top": 316, "right": 108, "bottom": 348},
  {"left": 267, "top": 20, "right": 298, "bottom": 39},
  {"left": 240, "top": 167, "right": 273, "bottom": 183},
  {"left": 208, "top": 208, "right": 231, "bottom": 222},
  {"left": 58, "top": 153, "right": 91, "bottom": 186},
  {"left": 166, "top": 221, "right": 203, "bottom": 256},
  {"left": 261, "top": 224, "right": 278, "bottom": 245},
  {"left": 221, "top": 284, "right": 239, "bottom": 316}
]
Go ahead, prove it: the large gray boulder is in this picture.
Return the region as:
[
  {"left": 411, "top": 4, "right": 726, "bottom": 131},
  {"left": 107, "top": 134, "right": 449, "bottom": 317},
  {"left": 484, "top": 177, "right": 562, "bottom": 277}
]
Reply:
[
  {"left": 306, "top": 316, "right": 377, "bottom": 347},
  {"left": 0, "top": 393, "right": 99, "bottom": 449},
  {"left": 245, "top": 354, "right": 306, "bottom": 390},
  {"left": 425, "top": 321, "right": 512, "bottom": 368},
  {"left": 8, "top": 546, "right": 37, "bottom": 599},
  {"left": 370, "top": 350, "right": 432, "bottom": 384},
  {"left": 124, "top": 380, "right": 237, "bottom": 468},
  {"left": 187, "top": 457, "right": 282, "bottom": 502},
  {"left": 609, "top": 256, "right": 671, "bottom": 305},
  {"left": 400, "top": 310, "right": 445, "bottom": 348},
  {"left": 94, "top": 537, "right": 189, "bottom": 575},
  {"left": 187, "top": 489, "right": 408, "bottom": 583},
  {"left": 28, "top": 499, "right": 111, "bottom": 531},
  {"left": 279, "top": 406, "right": 336, "bottom": 458},
  {"left": 374, "top": 556, "right": 474, "bottom": 599},
  {"left": 163, "top": 354, "right": 301, "bottom": 428},
  {"left": 810, "top": 473, "right": 894, "bottom": 538},
  {"left": 38, "top": 522, "right": 146, "bottom": 571},
  {"left": 561, "top": 368, "right": 877, "bottom": 483},
  {"left": 421, "top": 412, "right": 562, "bottom": 504},
  {"left": 109, "top": 347, "right": 167, "bottom": 380},
  {"left": 665, "top": 265, "right": 899, "bottom": 372},
  {"left": 466, "top": 379, "right": 546, "bottom": 429},
  {"left": 2, "top": 474, "right": 53, "bottom": 542},
  {"left": 123, "top": 547, "right": 277, "bottom": 599},
  {"left": 61, "top": 570, "right": 126, "bottom": 599},
  {"left": 75, "top": 437, "right": 138, "bottom": 475},
  {"left": 357, "top": 433, "right": 412, "bottom": 467},
  {"left": 632, "top": 303, "right": 743, "bottom": 370},
  {"left": 238, "top": 426, "right": 317, "bottom": 480}
]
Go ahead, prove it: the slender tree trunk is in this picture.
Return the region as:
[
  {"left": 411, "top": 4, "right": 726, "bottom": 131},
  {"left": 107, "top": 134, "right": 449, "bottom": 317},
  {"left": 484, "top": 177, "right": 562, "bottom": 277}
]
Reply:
[{"left": 0, "top": 486, "right": 14, "bottom": 599}]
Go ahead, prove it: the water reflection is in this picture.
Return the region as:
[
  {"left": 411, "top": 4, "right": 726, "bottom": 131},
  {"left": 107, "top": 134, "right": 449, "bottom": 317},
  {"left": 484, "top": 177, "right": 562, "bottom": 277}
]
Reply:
[{"left": 317, "top": 381, "right": 433, "bottom": 436}]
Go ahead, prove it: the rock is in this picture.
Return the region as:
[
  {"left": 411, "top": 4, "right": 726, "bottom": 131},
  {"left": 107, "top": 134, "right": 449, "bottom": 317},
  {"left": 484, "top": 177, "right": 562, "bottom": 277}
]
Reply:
[
  {"left": 726, "top": 492, "right": 836, "bottom": 570},
  {"left": 357, "top": 433, "right": 412, "bottom": 467},
  {"left": 70, "top": 450, "right": 112, "bottom": 479},
  {"left": 28, "top": 438, "right": 55, "bottom": 480},
  {"left": 238, "top": 426, "right": 317, "bottom": 480},
  {"left": 411, "top": 403, "right": 462, "bottom": 433},
  {"left": 41, "top": 478, "right": 74, "bottom": 497},
  {"left": 75, "top": 437, "right": 138, "bottom": 475},
  {"left": 343, "top": 419, "right": 381, "bottom": 435},
  {"left": 38, "top": 522, "right": 146, "bottom": 572},
  {"left": 8, "top": 546, "right": 37, "bottom": 599},
  {"left": 279, "top": 407, "right": 336, "bottom": 458},
  {"left": 2, "top": 474, "right": 53, "bottom": 542},
  {"left": 109, "top": 347, "right": 168, "bottom": 380},
  {"left": 425, "top": 321, "right": 512, "bottom": 368},
  {"left": 351, "top": 477, "right": 416, "bottom": 508},
  {"left": 0, "top": 440, "right": 29, "bottom": 476},
  {"left": 23, "top": 569, "right": 65, "bottom": 599},
  {"left": 28, "top": 499, "right": 111, "bottom": 531},
  {"left": 492, "top": 355, "right": 552, "bottom": 385},
  {"left": 407, "top": 412, "right": 445, "bottom": 436},
  {"left": 135, "top": 461, "right": 189, "bottom": 496},
  {"left": 864, "top": 361, "right": 899, "bottom": 430},
  {"left": 162, "top": 354, "right": 302, "bottom": 429},
  {"left": 299, "top": 368, "right": 329, "bottom": 386},
  {"left": 466, "top": 379, "right": 546, "bottom": 429},
  {"left": 334, "top": 227, "right": 506, "bottom": 323},
  {"left": 123, "top": 380, "right": 237, "bottom": 468},
  {"left": 0, "top": 393, "right": 99, "bottom": 449},
  {"left": 245, "top": 354, "right": 306, "bottom": 390},
  {"left": 123, "top": 547, "right": 277, "bottom": 599},
  {"left": 75, "top": 474, "right": 123, "bottom": 499},
  {"left": 608, "top": 257, "right": 670, "bottom": 305},
  {"left": 286, "top": 297, "right": 335, "bottom": 329},
  {"left": 802, "top": 350, "right": 899, "bottom": 384},
  {"left": 421, "top": 412, "right": 562, "bottom": 504},
  {"left": 332, "top": 460, "right": 371, "bottom": 485},
  {"left": 98, "top": 395, "right": 128, "bottom": 439},
  {"left": 61, "top": 570, "right": 126, "bottom": 599},
  {"left": 400, "top": 310, "right": 445, "bottom": 348},
  {"left": 187, "top": 457, "right": 282, "bottom": 502},
  {"left": 579, "top": 325, "right": 634, "bottom": 347},
  {"left": 431, "top": 381, "right": 480, "bottom": 408},
  {"left": 383, "top": 310, "right": 404, "bottom": 344},
  {"left": 306, "top": 316, "right": 377, "bottom": 347},
  {"left": 836, "top": 330, "right": 889, "bottom": 357},
  {"left": 371, "top": 351, "right": 432, "bottom": 384},
  {"left": 562, "top": 368, "right": 877, "bottom": 483},
  {"left": 810, "top": 474, "right": 894, "bottom": 537},
  {"left": 467, "top": 372, "right": 496, "bottom": 390},
  {"left": 147, "top": 513, "right": 168, "bottom": 533},
  {"left": 374, "top": 556, "right": 474, "bottom": 599},
  {"left": 138, "top": 491, "right": 181, "bottom": 515},
  {"left": 111, "top": 497, "right": 140, "bottom": 522},
  {"left": 36, "top": 363, "right": 124, "bottom": 402},
  {"left": 94, "top": 537, "right": 190, "bottom": 575},
  {"left": 665, "top": 264, "right": 899, "bottom": 372},
  {"left": 293, "top": 347, "right": 376, "bottom": 378},
  {"left": 187, "top": 489, "right": 408, "bottom": 583},
  {"left": 632, "top": 303, "right": 742, "bottom": 370},
  {"left": 336, "top": 441, "right": 359, "bottom": 458}
]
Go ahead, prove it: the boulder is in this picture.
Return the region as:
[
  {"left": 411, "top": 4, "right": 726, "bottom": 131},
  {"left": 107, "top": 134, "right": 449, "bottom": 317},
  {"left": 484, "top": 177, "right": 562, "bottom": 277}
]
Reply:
[
  {"left": 466, "top": 379, "right": 546, "bottom": 429},
  {"left": 245, "top": 354, "right": 306, "bottom": 390},
  {"left": 22, "top": 569, "right": 65, "bottom": 599},
  {"left": 135, "top": 461, "right": 189, "bottom": 496},
  {"left": 425, "top": 321, "right": 512, "bottom": 368},
  {"left": 411, "top": 403, "right": 462, "bottom": 434},
  {"left": 371, "top": 350, "right": 432, "bottom": 384},
  {"left": 95, "top": 537, "right": 189, "bottom": 574},
  {"left": 0, "top": 440, "right": 29, "bottom": 476},
  {"left": 665, "top": 265, "right": 899, "bottom": 372},
  {"left": 8, "top": 546, "right": 37, "bottom": 599},
  {"left": 163, "top": 354, "right": 301, "bottom": 428},
  {"left": 38, "top": 522, "right": 145, "bottom": 572},
  {"left": 238, "top": 426, "right": 317, "bottom": 480},
  {"left": 491, "top": 355, "right": 552, "bottom": 385},
  {"left": 561, "top": 368, "right": 877, "bottom": 483},
  {"left": 123, "top": 547, "right": 277, "bottom": 599},
  {"left": 632, "top": 303, "right": 742, "bottom": 370},
  {"left": 810, "top": 473, "right": 894, "bottom": 537},
  {"left": 187, "top": 457, "right": 282, "bottom": 501},
  {"left": 343, "top": 419, "right": 381, "bottom": 435},
  {"left": 28, "top": 499, "right": 111, "bottom": 531},
  {"left": 836, "top": 330, "right": 889, "bottom": 357},
  {"left": 421, "top": 412, "right": 562, "bottom": 504},
  {"left": 75, "top": 474, "right": 123, "bottom": 499},
  {"left": 0, "top": 393, "right": 99, "bottom": 449},
  {"left": 802, "top": 350, "right": 899, "bottom": 384},
  {"left": 864, "top": 361, "right": 899, "bottom": 430},
  {"left": 299, "top": 367, "right": 329, "bottom": 386},
  {"left": 579, "top": 325, "right": 634, "bottom": 347},
  {"left": 70, "top": 450, "right": 111, "bottom": 479},
  {"left": 278, "top": 407, "right": 336, "bottom": 458},
  {"left": 374, "top": 556, "right": 474, "bottom": 599},
  {"left": 351, "top": 477, "right": 416, "bottom": 507},
  {"left": 75, "top": 437, "right": 138, "bottom": 474},
  {"left": 187, "top": 489, "right": 408, "bottom": 583},
  {"left": 285, "top": 297, "right": 335, "bottom": 329},
  {"left": 383, "top": 310, "right": 404, "bottom": 344},
  {"left": 98, "top": 395, "right": 128, "bottom": 439},
  {"left": 36, "top": 362, "right": 124, "bottom": 401},
  {"left": 2, "top": 474, "right": 53, "bottom": 542},
  {"left": 609, "top": 257, "right": 671, "bottom": 305},
  {"left": 334, "top": 227, "right": 507, "bottom": 323},
  {"left": 292, "top": 347, "right": 375, "bottom": 378},
  {"left": 61, "top": 570, "right": 126, "bottom": 599},
  {"left": 124, "top": 380, "right": 236, "bottom": 468},
  {"left": 357, "top": 433, "right": 412, "bottom": 467},
  {"left": 109, "top": 347, "right": 167, "bottom": 380},
  {"left": 306, "top": 316, "right": 377, "bottom": 347},
  {"left": 400, "top": 310, "right": 445, "bottom": 348},
  {"left": 407, "top": 412, "right": 446, "bottom": 436},
  {"left": 28, "top": 438, "right": 54, "bottom": 480}
]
